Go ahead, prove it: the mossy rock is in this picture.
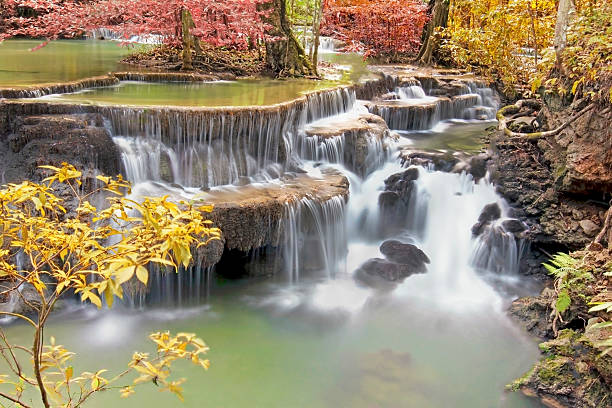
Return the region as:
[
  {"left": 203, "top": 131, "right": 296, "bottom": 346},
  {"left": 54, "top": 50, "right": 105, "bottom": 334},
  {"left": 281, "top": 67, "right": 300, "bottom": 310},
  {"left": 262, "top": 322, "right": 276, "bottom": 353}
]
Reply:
[{"left": 510, "top": 329, "right": 612, "bottom": 407}]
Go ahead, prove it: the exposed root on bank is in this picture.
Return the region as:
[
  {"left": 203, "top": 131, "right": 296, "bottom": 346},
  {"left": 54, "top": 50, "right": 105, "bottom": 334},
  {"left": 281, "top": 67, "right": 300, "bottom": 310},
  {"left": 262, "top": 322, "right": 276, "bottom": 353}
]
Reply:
[
  {"left": 594, "top": 205, "right": 612, "bottom": 249},
  {"left": 497, "top": 101, "right": 595, "bottom": 140}
]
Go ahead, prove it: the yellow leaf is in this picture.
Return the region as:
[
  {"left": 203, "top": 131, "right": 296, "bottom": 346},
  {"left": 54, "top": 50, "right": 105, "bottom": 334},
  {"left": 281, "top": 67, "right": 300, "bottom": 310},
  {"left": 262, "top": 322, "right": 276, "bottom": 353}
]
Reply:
[
  {"left": 115, "top": 265, "right": 135, "bottom": 285},
  {"left": 88, "top": 293, "right": 102, "bottom": 309},
  {"left": 104, "top": 285, "right": 114, "bottom": 308},
  {"left": 135, "top": 265, "right": 148, "bottom": 285},
  {"left": 120, "top": 386, "right": 135, "bottom": 398},
  {"left": 65, "top": 366, "right": 73, "bottom": 382}
]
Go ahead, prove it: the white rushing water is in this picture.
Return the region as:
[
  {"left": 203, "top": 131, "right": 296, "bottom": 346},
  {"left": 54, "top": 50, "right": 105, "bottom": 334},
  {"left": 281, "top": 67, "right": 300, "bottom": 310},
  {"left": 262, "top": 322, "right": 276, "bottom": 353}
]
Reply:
[{"left": 106, "top": 76, "right": 528, "bottom": 313}]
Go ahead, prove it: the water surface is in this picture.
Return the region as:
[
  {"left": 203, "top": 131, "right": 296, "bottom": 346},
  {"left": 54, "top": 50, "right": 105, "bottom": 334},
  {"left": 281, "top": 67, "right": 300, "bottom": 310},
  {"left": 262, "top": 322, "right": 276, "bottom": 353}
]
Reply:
[
  {"left": 0, "top": 39, "right": 135, "bottom": 87},
  {"left": 42, "top": 78, "right": 348, "bottom": 107}
]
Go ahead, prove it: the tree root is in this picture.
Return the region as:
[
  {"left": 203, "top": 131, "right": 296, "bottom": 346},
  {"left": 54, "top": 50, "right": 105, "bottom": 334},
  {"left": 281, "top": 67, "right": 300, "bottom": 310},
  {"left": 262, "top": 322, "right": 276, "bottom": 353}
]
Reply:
[
  {"left": 594, "top": 206, "right": 612, "bottom": 248},
  {"left": 497, "top": 101, "right": 595, "bottom": 140}
]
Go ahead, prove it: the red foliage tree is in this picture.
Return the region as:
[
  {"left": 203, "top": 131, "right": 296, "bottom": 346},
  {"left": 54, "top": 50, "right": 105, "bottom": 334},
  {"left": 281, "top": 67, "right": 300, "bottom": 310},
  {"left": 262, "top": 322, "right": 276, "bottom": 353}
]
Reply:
[
  {"left": 0, "top": 0, "right": 269, "bottom": 50},
  {"left": 322, "top": 0, "right": 429, "bottom": 59}
]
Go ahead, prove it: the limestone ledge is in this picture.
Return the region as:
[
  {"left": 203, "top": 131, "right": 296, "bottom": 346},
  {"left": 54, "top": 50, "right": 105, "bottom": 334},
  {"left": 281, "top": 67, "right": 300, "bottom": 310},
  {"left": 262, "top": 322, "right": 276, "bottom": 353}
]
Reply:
[{"left": 195, "top": 169, "right": 349, "bottom": 267}]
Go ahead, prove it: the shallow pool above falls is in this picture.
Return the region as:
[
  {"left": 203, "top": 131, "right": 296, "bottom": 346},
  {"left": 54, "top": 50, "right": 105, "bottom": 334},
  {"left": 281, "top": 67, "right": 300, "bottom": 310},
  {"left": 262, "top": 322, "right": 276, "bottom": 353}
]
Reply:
[{"left": 41, "top": 78, "right": 350, "bottom": 107}]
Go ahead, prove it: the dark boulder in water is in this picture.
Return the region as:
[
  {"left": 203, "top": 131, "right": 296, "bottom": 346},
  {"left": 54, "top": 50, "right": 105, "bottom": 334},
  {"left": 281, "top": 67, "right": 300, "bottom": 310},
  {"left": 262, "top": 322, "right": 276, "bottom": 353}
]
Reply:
[
  {"left": 355, "top": 241, "right": 429, "bottom": 289},
  {"left": 502, "top": 219, "right": 527, "bottom": 234},
  {"left": 378, "top": 168, "right": 419, "bottom": 235},
  {"left": 471, "top": 202, "right": 502, "bottom": 236},
  {"left": 379, "top": 240, "right": 430, "bottom": 266}
]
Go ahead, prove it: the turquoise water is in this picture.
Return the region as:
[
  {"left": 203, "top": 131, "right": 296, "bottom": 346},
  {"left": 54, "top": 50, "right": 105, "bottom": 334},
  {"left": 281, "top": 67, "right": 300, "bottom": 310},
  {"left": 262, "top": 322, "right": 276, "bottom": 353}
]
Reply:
[
  {"left": 4, "top": 277, "right": 542, "bottom": 408},
  {"left": 0, "top": 39, "right": 135, "bottom": 87},
  {"left": 43, "top": 78, "right": 347, "bottom": 107}
]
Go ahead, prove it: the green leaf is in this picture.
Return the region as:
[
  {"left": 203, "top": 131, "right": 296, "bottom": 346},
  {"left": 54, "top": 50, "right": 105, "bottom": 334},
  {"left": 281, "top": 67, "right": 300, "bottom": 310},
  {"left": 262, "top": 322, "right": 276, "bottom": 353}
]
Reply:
[
  {"left": 589, "top": 302, "right": 612, "bottom": 313},
  {"left": 556, "top": 289, "right": 571, "bottom": 313}
]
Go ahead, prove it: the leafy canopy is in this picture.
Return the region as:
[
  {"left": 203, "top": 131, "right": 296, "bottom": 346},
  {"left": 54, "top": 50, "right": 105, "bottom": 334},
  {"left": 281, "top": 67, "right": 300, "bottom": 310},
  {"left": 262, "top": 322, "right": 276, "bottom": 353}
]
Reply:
[
  {"left": 0, "top": 0, "right": 270, "bottom": 49},
  {"left": 321, "top": 0, "right": 429, "bottom": 59}
]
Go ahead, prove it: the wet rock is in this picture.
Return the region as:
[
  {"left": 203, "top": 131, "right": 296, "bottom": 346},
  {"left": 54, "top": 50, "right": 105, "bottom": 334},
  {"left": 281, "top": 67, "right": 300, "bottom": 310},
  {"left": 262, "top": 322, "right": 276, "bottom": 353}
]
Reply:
[
  {"left": 355, "top": 241, "right": 429, "bottom": 289},
  {"left": 508, "top": 288, "right": 555, "bottom": 339},
  {"left": 379, "top": 240, "right": 430, "bottom": 266},
  {"left": 510, "top": 329, "right": 612, "bottom": 408},
  {"left": 378, "top": 191, "right": 400, "bottom": 208},
  {"left": 400, "top": 149, "right": 460, "bottom": 172},
  {"left": 579, "top": 220, "right": 600, "bottom": 237},
  {"left": 468, "top": 153, "right": 489, "bottom": 180},
  {"left": 479, "top": 203, "right": 502, "bottom": 223},
  {"left": 471, "top": 203, "right": 502, "bottom": 236},
  {"left": 378, "top": 168, "right": 419, "bottom": 234},
  {"left": 355, "top": 256, "right": 427, "bottom": 290},
  {"left": 502, "top": 219, "right": 528, "bottom": 234}
]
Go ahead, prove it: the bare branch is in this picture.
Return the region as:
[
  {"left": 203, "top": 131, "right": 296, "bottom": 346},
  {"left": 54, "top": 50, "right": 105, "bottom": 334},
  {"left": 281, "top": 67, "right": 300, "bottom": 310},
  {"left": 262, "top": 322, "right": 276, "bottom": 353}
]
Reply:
[{"left": 497, "top": 102, "right": 595, "bottom": 140}]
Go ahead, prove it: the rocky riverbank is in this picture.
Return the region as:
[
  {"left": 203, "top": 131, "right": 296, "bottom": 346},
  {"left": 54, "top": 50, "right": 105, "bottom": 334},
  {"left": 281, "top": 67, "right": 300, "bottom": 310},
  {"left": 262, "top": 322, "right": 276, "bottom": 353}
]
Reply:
[{"left": 491, "top": 97, "right": 612, "bottom": 406}]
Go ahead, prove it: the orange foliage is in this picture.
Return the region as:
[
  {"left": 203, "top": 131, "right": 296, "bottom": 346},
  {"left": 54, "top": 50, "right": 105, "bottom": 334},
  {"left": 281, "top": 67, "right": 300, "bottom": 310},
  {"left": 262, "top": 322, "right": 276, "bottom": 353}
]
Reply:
[{"left": 322, "top": 0, "right": 428, "bottom": 59}]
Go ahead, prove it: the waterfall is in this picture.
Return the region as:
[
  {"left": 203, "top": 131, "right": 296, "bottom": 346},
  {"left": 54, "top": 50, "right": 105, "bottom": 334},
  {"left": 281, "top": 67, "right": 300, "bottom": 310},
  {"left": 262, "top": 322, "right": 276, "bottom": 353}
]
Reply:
[
  {"left": 88, "top": 27, "right": 164, "bottom": 44},
  {"left": 470, "top": 220, "right": 527, "bottom": 275},
  {"left": 123, "top": 264, "right": 215, "bottom": 308},
  {"left": 367, "top": 80, "right": 499, "bottom": 131},
  {"left": 282, "top": 195, "right": 347, "bottom": 282},
  {"left": 109, "top": 88, "right": 356, "bottom": 189},
  {"left": 383, "top": 167, "right": 524, "bottom": 308}
]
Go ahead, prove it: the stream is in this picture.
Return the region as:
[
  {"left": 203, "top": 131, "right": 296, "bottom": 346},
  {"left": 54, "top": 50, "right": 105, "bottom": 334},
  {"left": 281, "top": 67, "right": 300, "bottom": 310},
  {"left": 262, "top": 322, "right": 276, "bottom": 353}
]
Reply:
[{"left": 1, "top": 39, "right": 545, "bottom": 407}]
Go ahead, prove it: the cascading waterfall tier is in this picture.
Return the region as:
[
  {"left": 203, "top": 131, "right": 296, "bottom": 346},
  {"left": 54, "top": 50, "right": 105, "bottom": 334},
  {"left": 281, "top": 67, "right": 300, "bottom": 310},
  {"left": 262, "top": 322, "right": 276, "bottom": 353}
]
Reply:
[
  {"left": 299, "top": 112, "right": 397, "bottom": 177},
  {"left": 283, "top": 195, "right": 348, "bottom": 282},
  {"left": 364, "top": 73, "right": 500, "bottom": 131},
  {"left": 1, "top": 86, "right": 357, "bottom": 189}
]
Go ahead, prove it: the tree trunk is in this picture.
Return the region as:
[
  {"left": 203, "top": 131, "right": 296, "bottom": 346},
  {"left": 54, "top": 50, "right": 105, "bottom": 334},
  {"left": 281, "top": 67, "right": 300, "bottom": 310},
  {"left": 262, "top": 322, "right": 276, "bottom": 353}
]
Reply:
[
  {"left": 312, "top": 0, "right": 323, "bottom": 77},
  {"left": 263, "top": 0, "right": 314, "bottom": 77},
  {"left": 553, "top": 0, "right": 575, "bottom": 72},
  {"left": 180, "top": 7, "right": 202, "bottom": 71},
  {"left": 417, "top": 0, "right": 449, "bottom": 65},
  {"left": 528, "top": 0, "right": 539, "bottom": 68}
]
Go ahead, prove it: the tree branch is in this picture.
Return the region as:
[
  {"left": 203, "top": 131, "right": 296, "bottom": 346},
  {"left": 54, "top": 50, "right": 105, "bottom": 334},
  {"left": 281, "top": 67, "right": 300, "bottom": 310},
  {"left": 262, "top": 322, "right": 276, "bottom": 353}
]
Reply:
[
  {"left": 497, "top": 101, "right": 595, "bottom": 140},
  {"left": 0, "top": 390, "right": 32, "bottom": 408}
]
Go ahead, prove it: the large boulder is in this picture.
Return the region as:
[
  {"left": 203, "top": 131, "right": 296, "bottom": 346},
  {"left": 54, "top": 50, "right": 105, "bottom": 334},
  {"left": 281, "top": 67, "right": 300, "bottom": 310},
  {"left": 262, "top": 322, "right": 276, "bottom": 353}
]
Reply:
[
  {"left": 545, "top": 107, "right": 612, "bottom": 195},
  {"left": 378, "top": 167, "right": 419, "bottom": 234},
  {"left": 379, "top": 240, "right": 430, "bottom": 266},
  {"left": 355, "top": 240, "right": 429, "bottom": 289}
]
